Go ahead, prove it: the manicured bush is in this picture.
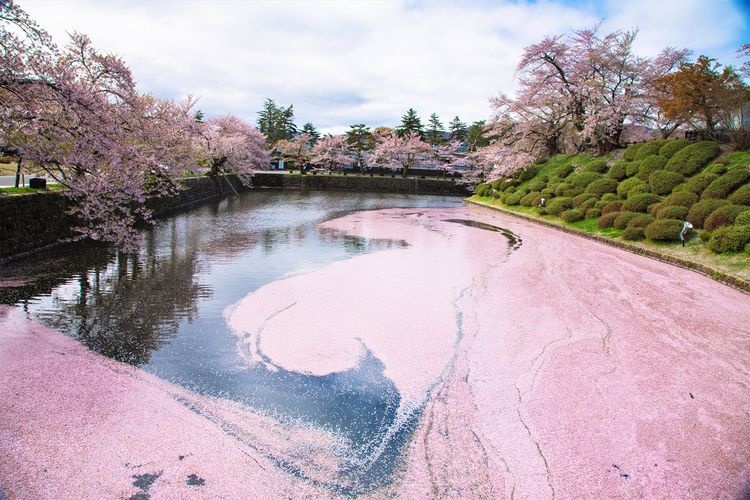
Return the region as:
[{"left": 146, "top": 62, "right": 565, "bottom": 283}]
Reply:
[
  {"left": 634, "top": 140, "right": 666, "bottom": 161},
  {"left": 579, "top": 198, "right": 597, "bottom": 213},
  {"left": 662, "top": 190, "right": 699, "bottom": 208},
  {"left": 659, "top": 139, "right": 691, "bottom": 159},
  {"left": 600, "top": 193, "right": 620, "bottom": 204},
  {"left": 582, "top": 158, "right": 608, "bottom": 173},
  {"left": 527, "top": 178, "right": 547, "bottom": 192},
  {"left": 561, "top": 186, "right": 584, "bottom": 197},
  {"left": 623, "top": 143, "right": 642, "bottom": 161},
  {"left": 505, "top": 192, "right": 523, "bottom": 206},
  {"left": 544, "top": 196, "right": 573, "bottom": 215},
  {"left": 585, "top": 208, "right": 601, "bottom": 218},
  {"left": 617, "top": 177, "right": 648, "bottom": 198},
  {"left": 520, "top": 191, "right": 542, "bottom": 207},
  {"left": 607, "top": 159, "right": 628, "bottom": 180},
  {"left": 598, "top": 211, "right": 619, "bottom": 228},
  {"left": 637, "top": 155, "right": 668, "bottom": 180},
  {"left": 567, "top": 171, "right": 602, "bottom": 188},
  {"left": 687, "top": 199, "right": 730, "bottom": 228},
  {"left": 622, "top": 226, "right": 646, "bottom": 240},
  {"left": 561, "top": 208, "right": 584, "bottom": 223},
  {"left": 708, "top": 224, "right": 750, "bottom": 253},
  {"left": 493, "top": 192, "right": 503, "bottom": 199},
  {"left": 704, "top": 163, "right": 727, "bottom": 175},
  {"left": 665, "top": 141, "right": 721, "bottom": 176},
  {"left": 613, "top": 211, "right": 641, "bottom": 229},
  {"left": 504, "top": 185, "right": 517, "bottom": 194},
  {"left": 554, "top": 182, "right": 572, "bottom": 196},
  {"left": 648, "top": 170, "right": 684, "bottom": 195},
  {"left": 516, "top": 164, "right": 540, "bottom": 182},
  {"left": 704, "top": 205, "right": 750, "bottom": 232},
  {"left": 534, "top": 157, "right": 549, "bottom": 164},
  {"left": 656, "top": 205, "right": 689, "bottom": 220},
  {"left": 585, "top": 178, "right": 618, "bottom": 197},
  {"left": 675, "top": 172, "right": 719, "bottom": 196},
  {"left": 700, "top": 230, "right": 712, "bottom": 242},
  {"left": 625, "top": 160, "right": 641, "bottom": 178},
  {"left": 541, "top": 187, "right": 554, "bottom": 197},
  {"left": 601, "top": 200, "right": 624, "bottom": 215},
  {"left": 701, "top": 167, "right": 750, "bottom": 200},
  {"left": 553, "top": 163, "right": 576, "bottom": 179},
  {"left": 728, "top": 184, "right": 750, "bottom": 205},
  {"left": 735, "top": 211, "right": 750, "bottom": 226},
  {"left": 644, "top": 219, "right": 683, "bottom": 241},
  {"left": 490, "top": 178, "right": 506, "bottom": 190},
  {"left": 626, "top": 213, "right": 655, "bottom": 229},
  {"left": 476, "top": 184, "right": 491, "bottom": 197},
  {"left": 622, "top": 193, "right": 663, "bottom": 213},
  {"left": 572, "top": 193, "right": 597, "bottom": 207}
]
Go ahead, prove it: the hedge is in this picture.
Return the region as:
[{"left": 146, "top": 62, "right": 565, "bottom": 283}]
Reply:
[
  {"left": 544, "top": 196, "right": 573, "bottom": 215},
  {"left": 728, "top": 184, "right": 750, "bottom": 205},
  {"left": 567, "top": 171, "right": 602, "bottom": 188},
  {"left": 656, "top": 205, "right": 689, "bottom": 220},
  {"left": 665, "top": 141, "right": 721, "bottom": 176},
  {"left": 607, "top": 159, "right": 628, "bottom": 180},
  {"left": 622, "top": 193, "right": 663, "bottom": 213},
  {"left": 648, "top": 170, "right": 683, "bottom": 195},
  {"left": 561, "top": 208, "right": 584, "bottom": 222},
  {"left": 613, "top": 211, "right": 641, "bottom": 230},
  {"left": 644, "top": 219, "right": 683, "bottom": 241},
  {"left": 687, "top": 199, "right": 730, "bottom": 228},
  {"left": 704, "top": 205, "right": 750, "bottom": 232},
  {"left": 633, "top": 140, "right": 666, "bottom": 161},
  {"left": 708, "top": 224, "right": 750, "bottom": 253},
  {"left": 617, "top": 177, "right": 648, "bottom": 198},
  {"left": 701, "top": 168, "right": 750, "bottom": 200},
  {"left": 585, "top": 178, "right": 619, "bottom": 197},
  {"left": 637, "top": 155, "right": 668, "bottom": 180},
  {"left": 675, "top": 172, "right": 719, "bottom": 196},
  {"left": 658, "top": 139, "right": 691, "bottom": 159}
]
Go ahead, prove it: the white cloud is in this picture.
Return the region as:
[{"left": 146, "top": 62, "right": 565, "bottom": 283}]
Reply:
[{"left": 20, "top": 0, "right": 750, "bottom": 134}]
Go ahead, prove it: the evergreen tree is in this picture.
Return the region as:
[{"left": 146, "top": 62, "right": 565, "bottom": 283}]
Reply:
[
  {"left": 448, "top": 116, "right": 468, "bottom": 142},
  {"left": 345, "top": 124, "right": 372, "bottom": 171},
  {"left": 396, "top": 108, "right": 424, "bottom": 139},
  {"left": 257, "top": 98, "right": 297, "bottom": 144},
  {"left": 425, "top": 113, "right": 445, "bottom": 146},
  {"left": 301, "top": 122, "right": 321, "bottom": 146},
  {"left": 467, "top": 121, "right": 489, "bottom": 152}
]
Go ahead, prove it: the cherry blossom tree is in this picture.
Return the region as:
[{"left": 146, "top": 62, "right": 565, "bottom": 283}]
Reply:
[
  {"left": 275, "top": 133, "right": 312, "bottom": 172},
  {"left": 196, "top": 115, "right": 270, "bottom": 184},
  {"left": 368, "top": 130, "right": 431, "bottom": 177},
  {"left": 311, "top": 134, "right": 350, "bottom": 173}
]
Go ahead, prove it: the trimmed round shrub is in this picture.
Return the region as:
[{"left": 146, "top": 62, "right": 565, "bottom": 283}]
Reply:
[
  {"left": 572, "top": 193, "right": 597, "bottom": 208},
  {"left": 622, "top": 193, "right": 663, "bottom": 213},
  {"left": 662, "top": 191, "right": 699, "bottom": 208},
  {"left": 567, "top": 171, "right": 602, "bottom": 188},
  {"left": 676, "top": 172, "right": 719, "bottom": 196},
  {"left": 623, "top": 143, "right": 642, "bottom": 161},
  {"left": 633, "top": 141, "right": 666, "bottom": 161},
  {"left": 656, "top": 205, "right": 689, "bottom": 220},
  {"left": 637, "top": 155, "right": 668, "bottom": 180},
  {"left": 627, "top": 213, "right": 655, "bottom": 229},
  {"left": 665, "top": 141, "right": 721, "bottom": 176},
  {"left": 491, "top": 178, "right": 508, "bottom": 190},
  {"left": 704, "top": 205, "right": 750, "bottom": 232},
  {"left": 561, "top": 208, "right": 584, "bottom": 223},
  {"left": 708, "top": 225, "right": 750, "bottom": 253},
  {"left": 541, "top": 187, "right": 554, "bottom": 197},
  {"left": 600, "top": 193, "right": 620, "bottom": 204},
  {"left": 701, "top": 168, "right": 750, "bottom": 200},
  {"left": 728, "top": 184, "right": 750, "bottom": 205},
  {"left": 516, "top": 164, "right": 540, "bottom": 182},
  {"left": 704, "top": 163, "right": 728, "bottom": 175},
  {"left": 561, "top": 186, "right": 585, "bottom": 197},
  {"left": 700, "top": 230, "right": 712, "bottom": 241},
  {"left": 520, "top": 191, "right": 542, "bottom": 207},
  {"left": 585, "top": 178, "right": 618, "bottom": 197},
  {"left": 659, "top": 139, "right": 691, "bottom": 159},
  {"left": 493, "top": 192, "right": 503, "bottom": 199},
  {"left": 735, "top": 211, "right": 750, "bottom": 226},
  {"left": 687, "top": 199, "right": 730, "bottom": 228},
  {"left": 598, "top": 211, "right": 620, "bottom": 228},
  {"left": 601, "top": 200, "right": 624, "bottom": 215},
  {"left": 554, "top": 182, "right": 572, "bottom": 196},
  {"left": 644, "top": 219, "right": 683, "bottom": 241},
  {"left": 622, "top": 227, "right": 646, "bottom": 240},
  {"left": 617, "top": 177, "right": 648, "bottom": 198},
  {"left": 613, "top": 211, "right": 641, "bottom": 230},
  {"left": 578, "top": 197, "right": 597, "bottom": 213},
  {"left": 625, "top": 160, "right": 641, "bottom": 178},
  {"left": 607, "top": 159, "right": 628, "bottom": 180},
  {"left": 476, "top": 184, "right": 491, "bottom": 197},
  {"left": 585, "top": 208, "right": 601, "bottom": 218},
  {"left": 505, "top": 192, "right": 523, "bottom": 206},
  {"left": 544, "top": 196, "right": 573, "bottom": 216},
  {"left": 582, "top": 158, "right": 608, "bottom": 173},
  {"left": 504, "top": 185, "right": 517, "bottom": 194},
  {"left": 553, "top": 163, "right": 576, "bottom": 179},
  {"left": 534, "top": 157, "right": 549, "bottom": 165},
  {"left": 648, "top": 170, "right": 684, "bottom": 195},
  {"left": 527, "top": 178, "right": 547, "bottom": 192}
]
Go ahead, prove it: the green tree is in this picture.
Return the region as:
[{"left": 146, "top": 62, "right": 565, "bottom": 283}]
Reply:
[
  {"left": 425, "top": 113, "right": 445, "bottom": 146},
  {"left": 345, "top": 124, "right": 372, "bottom": 172},
  {"left": 301, "top": 122, "right": 320, "bottom": 146},
  {"left": 257, "top": 98, "right": 297, "bottom": 144},
  {"left": 396, "top": 108, "right": 424, "bottom": 139},
  {"left": 448, "top": 116, "right": 468, "bottom": 142},
  {"left": 467, "top": 121, "right": 489, "bottom": 152}
]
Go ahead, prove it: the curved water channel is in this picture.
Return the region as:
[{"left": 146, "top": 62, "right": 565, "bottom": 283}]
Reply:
[{"left": 0, "top": 190, "right": 473, "bottom": 493}]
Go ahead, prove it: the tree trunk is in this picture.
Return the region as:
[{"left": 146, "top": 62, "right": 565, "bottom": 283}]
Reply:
[{"left": 14, "top": 158, "right": 22, "bottom": 188}]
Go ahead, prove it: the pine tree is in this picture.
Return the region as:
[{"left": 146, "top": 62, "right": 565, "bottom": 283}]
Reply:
[
  {"left": 257, "top": 98, "right": 297, "bottom": 144},
  {"left": 345, "top": 124, "right": 372, "bottom": 171},
  {"left": 426, "top": 113, "right": 445, "bottom": 146},
  {"left": 301, "top": 122, "right": 321, "bottom": 146},
  {"left": 448, "top": 116, "right": 468, "bottom": 142},
  {"left": 396, "top": 108, "right": 424, "bottom": 139}
]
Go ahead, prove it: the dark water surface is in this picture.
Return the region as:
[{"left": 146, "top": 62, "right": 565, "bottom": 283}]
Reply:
[{"left": 0, "top": 190, "right": 462, "bottom": 493}]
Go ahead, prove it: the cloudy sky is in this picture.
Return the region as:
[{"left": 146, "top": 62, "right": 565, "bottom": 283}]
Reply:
[{"left": 21, "top": 0, "right": 750, "bottom": 134}]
